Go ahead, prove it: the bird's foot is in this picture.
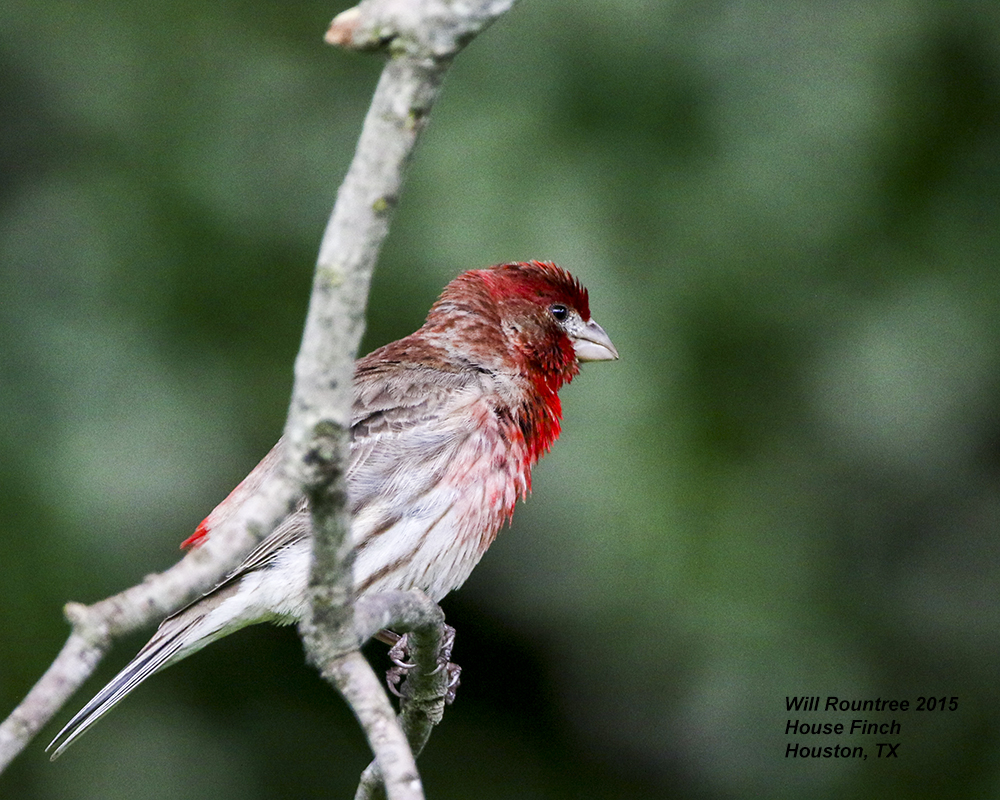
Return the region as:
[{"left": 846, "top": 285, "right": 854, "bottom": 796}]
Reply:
[{"left": 385, "top": 624, "right": 461, "bottom": 704}]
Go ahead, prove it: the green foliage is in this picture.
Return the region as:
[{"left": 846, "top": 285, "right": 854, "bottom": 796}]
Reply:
[{"left": 3, "top": 1, "right": 1000, "bottom": 797}]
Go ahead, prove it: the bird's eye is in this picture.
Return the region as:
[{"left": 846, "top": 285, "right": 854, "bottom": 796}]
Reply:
[{"left": 550, "top": 303, "right": 569, "bottom": 321}]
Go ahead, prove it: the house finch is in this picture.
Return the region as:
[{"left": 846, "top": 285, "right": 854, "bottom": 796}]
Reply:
[{"left": 47, "top": 260, "right": 617, "bottom": 757}]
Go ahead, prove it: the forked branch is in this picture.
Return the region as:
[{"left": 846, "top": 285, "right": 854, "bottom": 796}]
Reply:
[{"left": 0, "top": 2, "right": 517, "bottom": 798}]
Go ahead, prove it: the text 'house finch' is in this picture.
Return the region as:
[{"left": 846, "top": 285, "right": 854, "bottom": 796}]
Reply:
[{"left": 48, "top": 260, "right": 617, "bottom": 757}]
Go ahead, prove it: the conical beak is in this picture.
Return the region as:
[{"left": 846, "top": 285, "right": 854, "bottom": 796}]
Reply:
[{"left": 573, "top": 319, "right": 619, "bottom": 362}]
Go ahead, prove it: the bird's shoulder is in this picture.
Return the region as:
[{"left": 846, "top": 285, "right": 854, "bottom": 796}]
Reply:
[{"left": 352, "top": 350, "right": 522, "bottom": 438}]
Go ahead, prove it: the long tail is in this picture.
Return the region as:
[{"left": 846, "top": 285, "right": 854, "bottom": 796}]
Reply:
[
  {"left": 46, "top": 581, "right": 245, "bottom": 760},
  {"left": 46, "top": 515, "right": 311, "bottom": 759}
]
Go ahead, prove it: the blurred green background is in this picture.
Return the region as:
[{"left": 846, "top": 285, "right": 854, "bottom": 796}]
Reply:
[{"left": 3, "top": 1, "right": 1000, "bottom": 798}]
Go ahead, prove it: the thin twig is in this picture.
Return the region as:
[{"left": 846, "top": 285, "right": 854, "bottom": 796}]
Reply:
[
  {"left": 325, "top": 652, "right": 423, "bottom": 800},
  {"left": 351, "top": 592, "right": 452, "bottom": 800},
  {"left": 294, "top": 2, "right": 517, "bottom": 798},
  {"left": 0, "top": 1, "right": 517, "bottom": 792},
  {"left": 0, "top": 473, "right": 297, "bottom": 772}
]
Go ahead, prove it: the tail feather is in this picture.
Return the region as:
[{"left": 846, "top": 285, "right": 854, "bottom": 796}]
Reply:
[
  {"left": 46, "top": 614, "right": 201, "bottom": 759},
  {"left": 45, "top": 579, "right": 249, "bottom": 760},
  {"left": 47, "top": 514, "right": 310, "bottom": 758}
]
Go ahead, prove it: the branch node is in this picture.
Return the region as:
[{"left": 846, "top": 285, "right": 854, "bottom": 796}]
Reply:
[
  {"left": 325, "top": 0, "right": 517, "bottom": 59},
  {"left": 304, "top": 420, "right": 346, "bottom": 468},
  {"left": 62, "top": 602, "right": 111, "bottom": 647},
  {"left": 326, "top": 6, "right": 394, "bottom": 51}
]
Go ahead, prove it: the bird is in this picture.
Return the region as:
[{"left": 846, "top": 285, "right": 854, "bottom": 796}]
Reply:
[{"left": 47, "top": 260, "right": 617, "bottom": 758}]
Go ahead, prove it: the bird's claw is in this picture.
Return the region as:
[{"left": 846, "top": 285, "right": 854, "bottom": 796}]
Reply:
[
  {"left": 443, "top": 661, "right": 461, "bottom": 703},
  {"left": 383, "top": 625, "right": 461, "bottom": 704}
]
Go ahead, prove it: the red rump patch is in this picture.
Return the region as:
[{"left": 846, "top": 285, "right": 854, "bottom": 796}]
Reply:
[
  {"left": 181, "top": 519, "right": 210, "bottom": 549},
  {"left": 179, "top": 458, "right": 265, "bottom": 549}
]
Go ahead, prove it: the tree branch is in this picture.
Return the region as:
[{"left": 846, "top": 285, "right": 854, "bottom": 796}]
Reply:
[
  {"left": 0, "top": 1, "right": 517, "bottom": 793},
  {"left": 351, "top": 592, "right": 454, "bottom": 800},
  {"left": 291, "top": 2, "right": 517, "bottom": 797},
  {"left": 0, "top": 470, "right": 298, "bottom": 772}
]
